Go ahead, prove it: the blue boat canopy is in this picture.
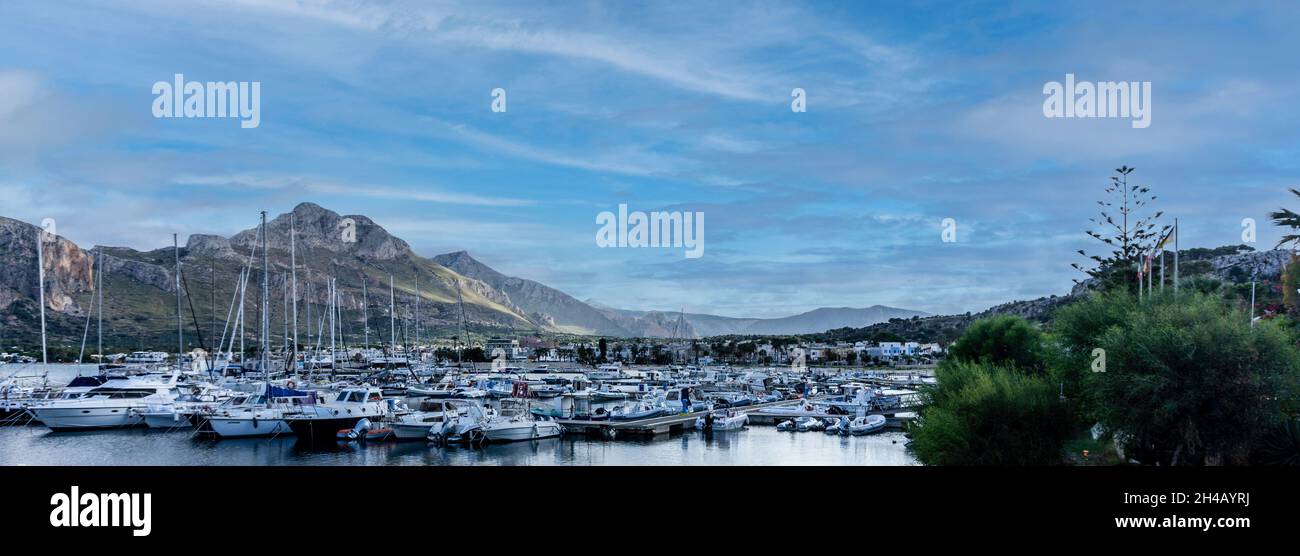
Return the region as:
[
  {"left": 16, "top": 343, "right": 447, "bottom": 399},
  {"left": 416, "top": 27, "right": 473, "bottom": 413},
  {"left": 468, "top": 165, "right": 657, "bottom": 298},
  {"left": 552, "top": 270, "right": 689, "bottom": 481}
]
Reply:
[{"left": 265, "top": 384, "right": 310, "bottom": 398}]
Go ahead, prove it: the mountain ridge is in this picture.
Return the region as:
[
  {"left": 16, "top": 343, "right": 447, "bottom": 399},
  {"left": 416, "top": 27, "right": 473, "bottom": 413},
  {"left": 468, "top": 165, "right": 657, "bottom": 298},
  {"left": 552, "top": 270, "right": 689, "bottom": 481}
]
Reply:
[{"left": 0, "top": 202, "right": 933, "bottom": 348}]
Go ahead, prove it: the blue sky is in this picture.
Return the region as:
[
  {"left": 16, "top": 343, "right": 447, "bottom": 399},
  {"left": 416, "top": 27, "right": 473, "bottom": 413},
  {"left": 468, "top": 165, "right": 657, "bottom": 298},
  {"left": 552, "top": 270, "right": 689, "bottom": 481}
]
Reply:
[{"left": 2, "top": 0, "right": 1299, "bottom": 317}]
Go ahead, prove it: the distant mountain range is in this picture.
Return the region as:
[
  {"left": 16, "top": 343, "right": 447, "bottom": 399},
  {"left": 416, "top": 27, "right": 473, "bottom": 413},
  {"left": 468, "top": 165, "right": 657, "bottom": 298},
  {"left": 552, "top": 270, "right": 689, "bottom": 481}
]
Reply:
[
  {"left": 0, "top": 202, "right": 928, "bottom": 350},
  {"left": 582, "top": 301, "right": 929, "bottom": 337}
]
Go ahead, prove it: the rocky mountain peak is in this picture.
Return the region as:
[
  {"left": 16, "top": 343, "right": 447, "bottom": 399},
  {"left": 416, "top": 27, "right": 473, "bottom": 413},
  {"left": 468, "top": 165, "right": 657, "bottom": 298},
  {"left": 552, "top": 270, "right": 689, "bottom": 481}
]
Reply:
[{"left": 229, "top": 202, "right": 411, "bottom": 261}]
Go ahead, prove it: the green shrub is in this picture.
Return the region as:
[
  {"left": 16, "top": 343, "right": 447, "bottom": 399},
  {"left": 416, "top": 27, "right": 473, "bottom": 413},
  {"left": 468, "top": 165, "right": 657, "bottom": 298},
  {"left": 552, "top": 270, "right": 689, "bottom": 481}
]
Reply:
[
  {"left": 1055, "top": 290, "right": 1300, "bottom": 465},
  {"left": 911, "top": 361, "right": 1073, "bottom": 465},
  {"left": 946, "top": 315, "right": 1045, "bottom": 374}
]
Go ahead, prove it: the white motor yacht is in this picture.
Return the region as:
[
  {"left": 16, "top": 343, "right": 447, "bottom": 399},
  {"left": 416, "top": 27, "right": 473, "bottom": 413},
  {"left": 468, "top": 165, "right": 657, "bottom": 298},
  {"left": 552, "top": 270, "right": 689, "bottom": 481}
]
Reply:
[{"left": 30, "top": 373, "right": 181, "bottom": 431}]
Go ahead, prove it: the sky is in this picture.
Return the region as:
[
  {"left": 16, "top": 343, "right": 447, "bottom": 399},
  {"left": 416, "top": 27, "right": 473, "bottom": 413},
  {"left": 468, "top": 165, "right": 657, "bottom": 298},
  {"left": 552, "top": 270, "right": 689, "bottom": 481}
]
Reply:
[{"left": 2, "top": 0, "right": 1299, "bottom": 318}]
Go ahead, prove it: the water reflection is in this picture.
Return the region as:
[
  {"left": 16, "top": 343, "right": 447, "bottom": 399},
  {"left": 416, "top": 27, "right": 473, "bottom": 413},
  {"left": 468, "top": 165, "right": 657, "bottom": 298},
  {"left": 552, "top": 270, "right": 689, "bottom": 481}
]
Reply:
[{"left": 1, "top": 424, "right": 917, "bottom": 466}]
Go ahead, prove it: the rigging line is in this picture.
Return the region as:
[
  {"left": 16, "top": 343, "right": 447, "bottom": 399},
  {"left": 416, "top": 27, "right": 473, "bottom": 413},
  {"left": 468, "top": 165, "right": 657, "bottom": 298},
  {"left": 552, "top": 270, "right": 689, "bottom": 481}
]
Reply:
[{"left": 178, "top": 262, "right": 213, "bottom": 373}]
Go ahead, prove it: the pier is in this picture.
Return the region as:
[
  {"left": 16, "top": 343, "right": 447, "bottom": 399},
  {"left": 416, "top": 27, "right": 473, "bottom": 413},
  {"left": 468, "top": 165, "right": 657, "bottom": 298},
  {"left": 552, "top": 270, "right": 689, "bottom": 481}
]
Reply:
[
  {"left": 557, "top": 398, "right": 798, "bottom": 438},
  {"left": 556, "top": 398, "right": 918, "bottom": 438}
]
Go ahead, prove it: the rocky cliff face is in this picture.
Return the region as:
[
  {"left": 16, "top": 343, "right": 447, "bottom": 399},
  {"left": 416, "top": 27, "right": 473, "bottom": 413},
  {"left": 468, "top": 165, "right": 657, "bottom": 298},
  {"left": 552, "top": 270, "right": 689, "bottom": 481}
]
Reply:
[
  {"left": 0, "top": 216, "right": 93, "bottom": 313},
  {"left": 1210, "top": 249, "right": 1290, "bottom": 281},
  {"left": 1071, "top": 247, "right": 1291, "bottom": 296}
]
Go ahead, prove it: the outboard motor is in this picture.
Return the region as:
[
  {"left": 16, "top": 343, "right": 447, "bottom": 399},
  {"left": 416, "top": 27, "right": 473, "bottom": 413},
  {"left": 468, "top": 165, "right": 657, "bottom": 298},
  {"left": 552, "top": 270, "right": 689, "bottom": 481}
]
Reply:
[{"left": 339, "top": 418, "right": 372, "bottom": 440}]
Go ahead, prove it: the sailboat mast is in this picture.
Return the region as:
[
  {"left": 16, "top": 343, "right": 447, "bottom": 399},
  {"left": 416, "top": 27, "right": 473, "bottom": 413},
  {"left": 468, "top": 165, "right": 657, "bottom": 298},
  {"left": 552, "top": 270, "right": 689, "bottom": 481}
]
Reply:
[
  {"left": 456, "top": 281, "right": 466, "bottom": 365},
  {"left": 415, "top": 278, "right": 420, "bottom": 352},
  {"left": 290, "top": 213, "right": 298, "bottom": 355},
  {"left": 389, "top": 274, "right": 396, "bottom": 354},
  {"left": 97, "top": 249, "right": 103, "bottom": 366},
  {"left": 259, "top": 211, "right": 269, "bottom": 375},
  {"left": 174, "top": 233, "right": 183, "bottom": 369},
  {"left": 305, "top": 268, "right": 312, "bottom": 351},
  {"left": 209, "top": 260, "right": 215, "bottom": 372},
  {"left": 283, "top": 272, "right": 289, "bottom": 354},
  {"left": 329, "top": 278, "right": 336, "bottom": 363},
  {"left": 362, "top": 278, "right": 369, "bottom": 348},
  {"left": 35, "top": 230, "right": 47, "bottom": 365},
  {"left": 237, "top": 268, "right": 246, "bottom": 361}
]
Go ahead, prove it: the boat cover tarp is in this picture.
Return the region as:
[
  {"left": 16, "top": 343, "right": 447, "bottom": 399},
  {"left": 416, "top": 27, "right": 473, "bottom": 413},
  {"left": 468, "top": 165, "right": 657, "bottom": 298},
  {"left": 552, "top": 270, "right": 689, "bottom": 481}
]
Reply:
[{"left": 67, "top": 375, "right": 108, "bottom": 388}]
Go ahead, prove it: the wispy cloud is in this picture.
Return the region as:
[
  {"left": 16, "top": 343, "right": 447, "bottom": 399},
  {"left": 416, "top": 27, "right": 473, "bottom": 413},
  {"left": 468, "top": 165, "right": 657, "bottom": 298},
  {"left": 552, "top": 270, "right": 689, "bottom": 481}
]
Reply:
[{"left": 172, "top": 173, "right": 537, "bottom": 207}]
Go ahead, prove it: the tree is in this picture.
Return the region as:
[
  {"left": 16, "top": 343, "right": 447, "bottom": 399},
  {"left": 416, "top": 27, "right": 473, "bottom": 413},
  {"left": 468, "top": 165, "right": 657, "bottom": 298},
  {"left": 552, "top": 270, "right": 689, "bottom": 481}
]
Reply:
[
  {"left": 1283, "top": 254, "right": 1300, "bottom": 314},
  {"left": 576, "top": 345, "right": 598, "bottom": 366},
  {"left": 461, "top": 347, "right": 486, "bottom": 362},
  {"left": 1055, "top": 290, "right": 1300, "bottom": 465},
  {"left": 1074, "top": 166, "right": 1169, "bottom": 291},
  {"left": 911, "top": 361, "right": 1073, "bottom": 465},
  {"left": 911, "top": 314, "right": 1071, "bottom": 465},
  {"left": 946, "top": 315, "right": 1045, "bottom": 375},
  {"left": 1269, "top": 187, "right": 1300, "bottom": 251}
]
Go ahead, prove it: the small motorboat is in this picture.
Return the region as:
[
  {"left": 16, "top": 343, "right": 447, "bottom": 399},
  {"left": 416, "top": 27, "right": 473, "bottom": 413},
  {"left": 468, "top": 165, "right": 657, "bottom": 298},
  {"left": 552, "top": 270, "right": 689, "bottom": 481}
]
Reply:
[
  {"left": 407, "top": 381, "right": 458, "bottom": 399},
  {"left": 336, "top": 418, "right": 396, "bottom": 442},
  {"left": 390, "top": 400, "right": 467, "bottom": 440},
  {"left": 795, "top": 416, "right": 825, "bottom": 432},
  {"left": 824, "top": 419, "right": 843, "bottom": 434},
  {"left": 709, "top": 392, "right": 755, "bottom": 409},
  {"left": 776, "top": 419, "right": 797, "bottom": 432},
  {"left": 531, "top": 406, "right": 569, "bottom": 419},
  {"left": 611, "top": 402, "right": 665, "bottom": 421},
  {"left": 695, "top": 410, "right": 747, "bottom": 431},
  {"left": 845, "top": 414, "right": 887, "bottom": 435},
  {"left": 574, "top": 406, "right": 610, "bottom": 421},
  {"left": 591, "top": 389, "right": 629, "bottom": 401},
  {"left": 450, "top": 387, "right": 487, "bottom": 399}
]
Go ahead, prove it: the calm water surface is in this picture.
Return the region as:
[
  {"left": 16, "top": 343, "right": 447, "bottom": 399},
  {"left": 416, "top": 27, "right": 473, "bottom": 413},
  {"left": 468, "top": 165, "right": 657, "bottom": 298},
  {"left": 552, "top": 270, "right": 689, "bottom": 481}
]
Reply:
[{"left": 1, "top": 364, "right": 918, "bottom": 466}]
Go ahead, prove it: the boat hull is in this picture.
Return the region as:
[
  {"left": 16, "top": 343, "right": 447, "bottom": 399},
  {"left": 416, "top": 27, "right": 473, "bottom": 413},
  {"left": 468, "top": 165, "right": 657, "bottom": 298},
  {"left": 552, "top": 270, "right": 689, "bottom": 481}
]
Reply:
[
  {"left": 391, "top": 422, "right": 436, "bottom": 440},
  {"left": 204, "top": 416, "right": 292, "bottom": 438},
  {"left": 482, "top": 422, "right": 563, "bottom": 442},
  {"left": 287, "top": 416, "right": 371, "bottom": 441},
  {"left": 31, "top": 406, "right": 144, "bottom": 431},
  {"left": 141, "top": 412, "right": 193, "bottom": 429}
]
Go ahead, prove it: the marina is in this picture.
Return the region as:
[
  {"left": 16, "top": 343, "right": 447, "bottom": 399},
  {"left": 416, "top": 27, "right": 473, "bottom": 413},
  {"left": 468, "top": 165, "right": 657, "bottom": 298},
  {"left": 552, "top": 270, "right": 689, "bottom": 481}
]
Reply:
[
  {"left": 0, "top": 205, "right": 927, "bottom": 466},
  {"left": 1, "top": 363, "right": 921, "bottom": 466}
]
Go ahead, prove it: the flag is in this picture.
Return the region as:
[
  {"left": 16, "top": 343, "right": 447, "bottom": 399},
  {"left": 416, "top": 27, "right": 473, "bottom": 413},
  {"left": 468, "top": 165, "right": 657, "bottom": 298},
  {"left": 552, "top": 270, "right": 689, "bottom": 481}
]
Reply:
[{"left": 1154, "top": 227, "right": 1174, "bottom": 251}]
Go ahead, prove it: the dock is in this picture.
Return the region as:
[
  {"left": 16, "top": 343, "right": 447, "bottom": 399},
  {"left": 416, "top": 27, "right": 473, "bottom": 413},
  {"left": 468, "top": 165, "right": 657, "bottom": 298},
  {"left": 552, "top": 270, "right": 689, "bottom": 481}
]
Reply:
[
  {"left": 556, "top": 398, "right": 918, "bottom": 438},
  {"left": 556, "top": 398, "right": 799, "bottom": 438}
]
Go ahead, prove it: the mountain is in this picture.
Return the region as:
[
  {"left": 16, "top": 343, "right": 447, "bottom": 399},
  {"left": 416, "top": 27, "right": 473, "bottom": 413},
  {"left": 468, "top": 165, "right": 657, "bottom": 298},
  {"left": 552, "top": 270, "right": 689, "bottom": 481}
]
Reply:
[
  {"left": 432, "top": 250, "right": 633, "bottom": 337},
  {"left": 1, "top": 202, "right": 935, "bottom": 353},
  {"left": 0, "top": 203, "right": 545, "bottom": 353},
  {"left": 585, "top": 302, "right": 927, "bottom": 337},
  {"left": 433, "top": 252, "right": 930, "bottom": 337},
  {"left": 742, "top": 306, "right": 929, "bottom": 334}
]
